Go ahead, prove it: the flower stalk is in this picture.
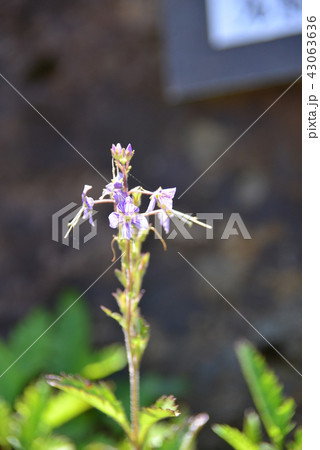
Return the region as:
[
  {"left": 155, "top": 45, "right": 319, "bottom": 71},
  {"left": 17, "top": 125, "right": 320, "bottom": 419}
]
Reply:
[{"left": 62, "top": 143, "right": 211, "bottom": 448}]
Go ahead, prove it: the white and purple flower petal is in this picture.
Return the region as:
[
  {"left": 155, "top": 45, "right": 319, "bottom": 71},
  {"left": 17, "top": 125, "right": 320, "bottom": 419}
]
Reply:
[
  {"left": 147, "top": 187, "right": 176, "bottom": 213},
  {"left": 126, "top": 143, "right": 133, "bottom": 156},
  {"left": 159, "top": 210, "right": 171, "bottom": 234},
  {"left": 146, "top": 195, "right": 157, "bottom": 213},
  {"left": 108, "top": 212, "right": 120, "bottom": 229},
  {"left": 157, "top": 187, "right": 176, "bottom": 210},
  {"left": 132, "top": 214, "right": 149, "bottom": 231},
  {"left": 82, "top": 185, "right": 95, "bottom": 226},
  {"left": 100, "top": 173, "right": 124, "bottom": 200},
  {"left": 121, "top": 222, "right": 133, "bottom": 240}
]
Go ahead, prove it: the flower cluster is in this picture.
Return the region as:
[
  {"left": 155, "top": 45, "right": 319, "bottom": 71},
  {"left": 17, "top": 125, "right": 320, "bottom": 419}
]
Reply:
[{"left": 65, "top": 143, "right": 210, "bottom": 242}]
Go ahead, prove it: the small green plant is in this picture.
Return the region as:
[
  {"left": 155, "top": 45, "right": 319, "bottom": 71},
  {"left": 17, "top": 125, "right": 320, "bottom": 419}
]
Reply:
[
  {"left": 0, "top": 293, "right": 192, "bottom": 448},
  {"left": 47, "top": 143, "right": 210, "bottom": 449},
  {"left": 212, "top": 341, "right": 301, "bottom": 450}
]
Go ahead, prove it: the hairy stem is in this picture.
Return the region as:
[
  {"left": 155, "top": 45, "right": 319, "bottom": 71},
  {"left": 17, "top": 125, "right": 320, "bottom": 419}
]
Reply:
[
  {"left": 124, "top": 328, "right": 140, "bottom": 448},
  {"left": 125, "top": 237, "right": 140, "bottom": 448}
]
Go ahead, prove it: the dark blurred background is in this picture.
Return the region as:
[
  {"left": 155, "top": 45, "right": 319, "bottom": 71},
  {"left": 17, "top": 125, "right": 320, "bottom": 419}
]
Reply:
[{"left": 0, "top": 1, "right": 301, "bottom": 448}]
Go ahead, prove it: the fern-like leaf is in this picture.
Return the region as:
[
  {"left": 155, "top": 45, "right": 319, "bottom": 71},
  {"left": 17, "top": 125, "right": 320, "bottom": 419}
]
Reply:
[
  {"left": 46, "top": 374, "right": 131, "bottom": 436},
  {"left": 236, "top": 341, "right": 296, "bottom": 447},
  {"left": 139, "top": 395, "right": 180, "bottom": 444}
]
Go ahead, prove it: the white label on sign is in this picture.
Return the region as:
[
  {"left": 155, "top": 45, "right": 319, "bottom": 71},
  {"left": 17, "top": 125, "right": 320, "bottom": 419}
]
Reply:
[{"left": 206, "top": 0, "right": 302, "bottom": 49}]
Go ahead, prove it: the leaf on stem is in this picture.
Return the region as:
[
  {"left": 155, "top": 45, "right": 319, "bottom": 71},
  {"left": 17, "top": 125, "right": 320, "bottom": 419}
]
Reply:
[
  {"left": 139, "top": 395, "right": 180, "bottom": 444},
  {"left": 100, "top": 306, "right": 125, "bottom": 329},
  {"left": 46, "top": 375, "right": 131, "bottom": 437},
  {"left": 243, "top": 409, "right": 262, "bottom": 444},
  {"left": 114, "top": 269, "right": 126, "bottom": 288},
  {"left": 131, "top": 317, "right": 150, "bottom": 362}
]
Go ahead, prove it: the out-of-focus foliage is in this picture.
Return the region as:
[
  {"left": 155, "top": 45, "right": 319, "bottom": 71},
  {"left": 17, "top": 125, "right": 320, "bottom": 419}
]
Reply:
[
  {"left": 0, "top": 381, "right": 75, "bottom": 449},
  {"left": 142, "top": 413, "right": 209, "bottom": 450},
  {"left": 0, "top": 289, "right": 127, "bottom": 404},
  {"left": 0, "top": 291, "right": 192, "bottom": 448},
  {"left": 46, "top": 374, "right": 132, "bottom": 436},
  {"left": 46, "top": 372, "right": 198, "bottom": 448},
  {"left": 212, "top": 341, "right": 301, "bottom": 450}
]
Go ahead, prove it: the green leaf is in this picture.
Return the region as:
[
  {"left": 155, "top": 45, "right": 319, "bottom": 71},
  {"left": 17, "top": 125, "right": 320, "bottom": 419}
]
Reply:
[
  {"left": 101, "top": 307, "right": 125, "bottom": 329},
  {"left": 286, "top": 428, "right": 302, "bottom": 450},
  {"left": 180, "top": 413, "right": 209, "bottom": 450},
  {"left": 243, "top": 410, "right": 262, "bottom": 444},
  {"left": 114, "top": 269, "right": 127, "bottom": 288},
  {"left": 139, "top": 395, "right": 180, "bottom": 444},
  {"left": 14, "top": 381, "right": 52, "bottom": 448},
  {"left": 49, "top": 290, "right": 91, "bottom": 373},
  {"left": 0, "top": 398, "right": 11, "bottom": 447},
  {"left": 46, "top": 375, "right": 131, "bottom": 436},
  {"left": 236, "top": 341, "right": 296, "bottom": 447},
  {"left": 0, "top": 339, "right": 27, "bottom": 404},
  {"left": 42, "top": 391, "right": 91, "bottom": 429},
  {"left": 6, "top": 310, "right": 51, "bottom": 396},
  {"left": 82, "top": 344, "right": 127, "bottom": 380},
  {"left": 30, "top": 434, "right": 76, "bottom": 450},
  {"left": 212, "top": 424, "right": 260, "bottom": 450},
  {"left": 132, "top": 253, "right": 150, "bottom": 295}
]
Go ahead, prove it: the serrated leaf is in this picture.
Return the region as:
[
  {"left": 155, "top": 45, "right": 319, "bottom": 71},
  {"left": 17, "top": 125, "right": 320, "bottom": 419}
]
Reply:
[
  {"left": 44, "top": 346, "right": 127, "bottom": 429},
  {"left": 243, "top": 410, "right": 262, "bottom": 444},
  {"left": 212, "top": 424, "right": 260, "bottom": 450},
  {"left": 46, "top": 375, "right": 131, "bottom": 436},
  {"left": 139, "top": 395, "right": 180, "bottom": 444},
  {"left": 236, "top": 341, "right": 296, "bottom": 447}
]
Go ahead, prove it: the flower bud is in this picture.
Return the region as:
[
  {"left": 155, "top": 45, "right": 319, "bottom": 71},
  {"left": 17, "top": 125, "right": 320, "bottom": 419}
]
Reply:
[{"left": 110, "top": 143, "right": 134, "bottom": 164}]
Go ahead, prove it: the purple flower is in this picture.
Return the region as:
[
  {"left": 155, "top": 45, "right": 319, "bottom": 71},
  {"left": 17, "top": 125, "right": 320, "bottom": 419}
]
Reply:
[
  {"left": 111, "top": 143, "right": 122, "bottom": 158},
  {"left": 110, "top": 143, "right": 134, "bottom": 162},
  {"left": 126, "top": 143, "right": 133, "bottom": 156},
  {"left": 100, "top": 173, "right": 125, "bottom": 203},
  {"left": 109, "top": 196, "right": 149, "bottom": 239},
  {"left": 147, "top": 187, "right": 176, "bottom": 213},
  {"left": 82, "top": 185, "right": 95, "bottom": 226},
  {"left": 146, "top": 187, "right": 176, "bottom": 233},
  {"left": 158, "top": 210, "right": 171, "bottom": 234}
]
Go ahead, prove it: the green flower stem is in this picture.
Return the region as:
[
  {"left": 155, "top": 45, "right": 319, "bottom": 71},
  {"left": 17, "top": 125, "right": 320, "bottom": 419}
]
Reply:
[
  {"left": 124, "top": 240, "right": 140, "bottom": 449},
  {"left": 122, "top": 164, "right": 140, "bottom": 449}
]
